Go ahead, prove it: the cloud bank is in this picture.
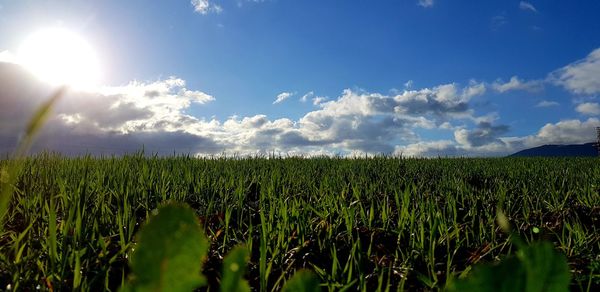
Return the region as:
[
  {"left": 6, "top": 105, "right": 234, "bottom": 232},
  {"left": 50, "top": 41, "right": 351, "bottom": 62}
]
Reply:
[{"left": 2, "top": 46, "right": 600, "bottom": 157}]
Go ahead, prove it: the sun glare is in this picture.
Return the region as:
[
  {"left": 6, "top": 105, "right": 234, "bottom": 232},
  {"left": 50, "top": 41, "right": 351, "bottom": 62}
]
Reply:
[{"left": 17, "top": 28, "right": 101, "bottom": 89}]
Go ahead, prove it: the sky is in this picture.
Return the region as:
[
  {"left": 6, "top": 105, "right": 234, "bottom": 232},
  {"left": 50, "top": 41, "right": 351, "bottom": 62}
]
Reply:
[{"left": 0, "top": 0, "right": 600, "bottom": 156}]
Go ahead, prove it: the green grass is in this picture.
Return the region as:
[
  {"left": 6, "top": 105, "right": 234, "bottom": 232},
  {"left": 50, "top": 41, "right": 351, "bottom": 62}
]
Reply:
[{"left": 0, "top": 154, "right": 598, "bottom": 291}]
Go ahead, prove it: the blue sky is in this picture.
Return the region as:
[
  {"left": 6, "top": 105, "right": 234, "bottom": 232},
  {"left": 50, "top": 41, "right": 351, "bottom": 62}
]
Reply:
[{"left": 1, "top": 0, "right": 600, "bottom": 156}]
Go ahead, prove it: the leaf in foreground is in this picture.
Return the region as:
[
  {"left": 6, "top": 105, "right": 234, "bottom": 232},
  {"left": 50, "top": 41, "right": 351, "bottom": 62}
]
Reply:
[
  {"left": 221, "top": 245, "right": 250, "bottom": 292},
  {"left": 447, "top": 241, "right": 570, "bottom": 292},
  {"left": 281, "top": 270, "right": 320, "bottom": 292},
  {"left": 0, "top": 87, "right": 65, "bottom": 228},
  {"left": 121, "top": 203, "right": 209, "bottom": 292},
  {"left": 447, "top": 256, "right": 526, "bottom": 292},
  {"left": 519, "top": 242, "right": 570, "bottom": 292}
]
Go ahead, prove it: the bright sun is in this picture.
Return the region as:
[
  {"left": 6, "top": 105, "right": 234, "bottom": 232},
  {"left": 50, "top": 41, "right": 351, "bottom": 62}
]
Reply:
[{"left": 17, "top": 28, "right": 101, "bottom": 89}]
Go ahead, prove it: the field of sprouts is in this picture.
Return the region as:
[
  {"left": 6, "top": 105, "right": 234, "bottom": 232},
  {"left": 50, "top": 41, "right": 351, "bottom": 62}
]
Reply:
[{"left": 0, "top": 154, "right": 598, "bottom": 291}]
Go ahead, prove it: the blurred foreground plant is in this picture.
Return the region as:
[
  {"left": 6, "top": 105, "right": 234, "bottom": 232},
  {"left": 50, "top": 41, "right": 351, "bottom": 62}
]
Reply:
[
  {"left": 120, "top": 203, "right": 320, "bottom": 292},
  {"left": 0, "top": 87, "right": 65, "bottom": 231},
  {"left": 446, "top": 210, "right": 571, "bottom": 292}
]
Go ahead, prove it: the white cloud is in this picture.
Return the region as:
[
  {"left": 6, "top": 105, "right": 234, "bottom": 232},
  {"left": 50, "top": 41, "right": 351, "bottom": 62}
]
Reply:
[
  {"left": 393, "top": 82, "right": 484, "bottom": 117},
  {"left": 294, "top": 84, "right": 487, "bottom": 153},
  {"left": 273, "top": 91, "right": 294, "bottom": 104},
  {"left": 530, "top": 118, "right": 599, "bottom": 145},
  {"left": 417, "top": 0, "right": 434, "bottom": 8},
  {"left": 394, "top": 140, "right": 457, "bottom": 157},
  {"left": 83, "top": 77, "right": 215, "bottom": 135},
  {"left": 536, "top": 100, "right": 559, "bottom": 107},
  {"left": 191, "top": 0, "right": 209, "bottom": 13},
  {"left": 576, "top": 102, "right": 600, "bottom": 116},
  {"left": 191, "top": 0, "right": 222, "bottom": 14},
  {"left": 463, "top": 81, "right": 487, "bottom": 98},
  {"left": 300, "top": 91, "right": 313, "bottom": 102},
  {"left": 312, "top": 96, "right": 327, "bottom": 106},
  {"left": 439, "top": 122, "right": 456, "bottom": 130},
  {"left": 395, "top": 117, "right": 600, "bottom": 157},
  {"left": 492, "top": 76, "right": 542, "bottom": 93},
  {"left": 519, "top": 1, "right": 537, "bottom": 13},
  {"left": 550, "top": 48, "right": 600, "bottom": 95}
]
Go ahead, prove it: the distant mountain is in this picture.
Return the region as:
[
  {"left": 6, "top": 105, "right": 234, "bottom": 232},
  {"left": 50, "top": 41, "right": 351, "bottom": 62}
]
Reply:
[{"left": 510, "top": 142, "right": 598, "bottom": 157}]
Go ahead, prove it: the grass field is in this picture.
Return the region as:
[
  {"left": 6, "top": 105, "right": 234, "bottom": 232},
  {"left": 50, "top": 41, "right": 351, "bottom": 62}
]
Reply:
[{"left": 0, "top": 154, "right": 599, "bottom": 291}]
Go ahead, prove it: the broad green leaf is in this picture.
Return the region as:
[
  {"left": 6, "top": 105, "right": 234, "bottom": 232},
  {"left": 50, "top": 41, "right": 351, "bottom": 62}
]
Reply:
[
  {"left": 446, "top": 256, "right": 526, "bottom": 292},
  {"left": 519, "top": 242, "right": 570, "bottom": 292},
  {"left": 446, "top": 241, "right": 570, "bottom": 292},
  {"left": 122, "top": 203, "right": 209, "bottom": 292},
  {"left": 281, "top": 270, "right": 320, "bottom": 292},
  {"left": 221, "top": 245, "right": 250, "bottom": 292}
]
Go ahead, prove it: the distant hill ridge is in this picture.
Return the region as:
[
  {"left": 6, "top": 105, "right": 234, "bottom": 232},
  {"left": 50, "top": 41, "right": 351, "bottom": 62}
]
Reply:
[{"left": 510, "top": 142, "right": 598, "bottom": 157}]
